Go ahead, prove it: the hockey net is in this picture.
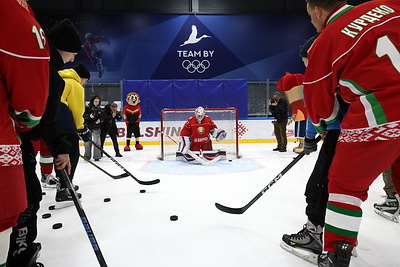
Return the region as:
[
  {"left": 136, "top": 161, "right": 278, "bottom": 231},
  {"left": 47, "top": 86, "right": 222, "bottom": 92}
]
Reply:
[{"left": 159, "top": 108, "right": 239, "bottom": 160}]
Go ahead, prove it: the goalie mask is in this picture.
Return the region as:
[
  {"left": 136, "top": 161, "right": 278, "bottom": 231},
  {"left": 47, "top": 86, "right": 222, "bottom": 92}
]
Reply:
[
  {"left": 126, "top": 92, "right": 140, "bottom": 106},
  {"left": 195, "top": 106, "right": 205, "bottom": 122}
]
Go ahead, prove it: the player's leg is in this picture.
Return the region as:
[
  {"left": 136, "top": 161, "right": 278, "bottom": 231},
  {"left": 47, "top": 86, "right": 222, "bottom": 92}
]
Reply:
[
  {"left": 320, "top": 139, "right": 400, "bottom": 266},
  {"left": 373, "top": 167, "right": 399, "bottom": 222},
  {"left": 281, "top": 129, "right": 339, "bottom": 263},
  {"left": 54, "top": 133, "right": 81, "bottom": 203},
  {"left": 7, "top": 137, "right": 42, "bottom": 266},
  {"left": 39, "top": 139, "right": 57, "bottom": 188}
]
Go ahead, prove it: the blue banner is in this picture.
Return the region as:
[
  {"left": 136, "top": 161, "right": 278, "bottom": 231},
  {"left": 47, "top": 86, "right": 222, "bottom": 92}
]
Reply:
[{"left": 38, "top": 14, "right": 315, "bottom": 83}]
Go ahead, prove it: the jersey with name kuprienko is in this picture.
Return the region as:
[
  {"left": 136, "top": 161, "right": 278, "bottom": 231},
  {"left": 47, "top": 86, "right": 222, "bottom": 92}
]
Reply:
[
  {"left": 0, "top": 0, "right": 50, "bottom": 166},
  {"left": 180, "top": 115, "right": 217, "bottom": 146},
  {"left": 304, "top": 1, "right": 400, "bottom": 142}
]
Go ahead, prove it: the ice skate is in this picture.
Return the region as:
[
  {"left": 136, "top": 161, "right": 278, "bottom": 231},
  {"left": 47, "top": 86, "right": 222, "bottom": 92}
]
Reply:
[
  {"left": 6, "top": 242, "right": 44, "bottom": 267},
  {"left": 54, "top": 187, "right": 82, "bottom": 209},
  {"left": 373, "top": 194, "right": 399, "bottom": 223},
  {"left": 41, "top": 173, "right": 58, "bottom": 188},
  {"left": 280, "top": 220, "right": 322, "bottom": 264},
  {"left": 318, "top": 242, "right": 353, "bottom": 267}
]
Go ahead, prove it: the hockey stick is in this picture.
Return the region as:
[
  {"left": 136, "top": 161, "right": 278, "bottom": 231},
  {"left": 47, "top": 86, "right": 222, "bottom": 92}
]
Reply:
[
  {"left": 59, "top": 169, "right": 108, "bottom": 267},
  {"left": 215, "top": 136, "right": 322, "bottom": 214},
  {"left": 89, "top": 140, "right": 160, "bottom": 185},
  {"left": 188, "top": 150, "right": 221, "bottom": 166},
  {"left": 79, "top": 154, "right": 129, "bottom": 179},
  {"left": 165, "top": 133, "right": 220, "bottom": 166}
]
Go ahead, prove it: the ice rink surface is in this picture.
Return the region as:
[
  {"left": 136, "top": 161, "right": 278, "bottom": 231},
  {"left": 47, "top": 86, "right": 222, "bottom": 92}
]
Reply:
[{"left": 34, "top": 143, "right": 398, "bottom": 267}]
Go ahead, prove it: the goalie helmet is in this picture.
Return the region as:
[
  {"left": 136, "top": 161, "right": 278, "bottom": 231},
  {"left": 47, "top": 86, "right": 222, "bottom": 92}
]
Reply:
[{"left": 195, "top": 106, "right": 205, "bottom": 122}]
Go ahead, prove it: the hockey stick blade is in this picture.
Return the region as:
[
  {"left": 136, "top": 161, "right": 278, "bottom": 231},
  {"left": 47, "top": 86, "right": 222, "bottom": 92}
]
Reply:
[
  {"left": 80, "top": 155, "right": 129, "bottom": 179},
  {"left": 215, "top": 203, "right": 246, "bottom": 214},
  {"left": 215, "top": 152, "right": 306, "bottom": 214},
  {"left": 215, "top": 136, "right": 321, "bottom": 214},
  {"left": 89, "top": 141, "right": 160, "bottom": 185}
]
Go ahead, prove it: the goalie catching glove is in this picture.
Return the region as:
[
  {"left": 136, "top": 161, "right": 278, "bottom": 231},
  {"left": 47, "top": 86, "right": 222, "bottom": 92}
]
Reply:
[{"left": 211, "top": 129, "right": 227, "bottom": 142}]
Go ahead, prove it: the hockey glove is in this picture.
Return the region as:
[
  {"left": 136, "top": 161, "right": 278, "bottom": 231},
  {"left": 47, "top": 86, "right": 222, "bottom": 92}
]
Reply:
[
  {"left": 211, "top": 129, "right": 227, "bottom": 142},
  {"left": 77, "top": 127, "right": 91, "bottom": 142},
  {"left": 304, "top": 137, "right": 318, "bottom": 155}
]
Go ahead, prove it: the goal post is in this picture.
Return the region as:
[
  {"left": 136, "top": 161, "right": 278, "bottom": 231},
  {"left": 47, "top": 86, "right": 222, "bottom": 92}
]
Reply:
[{"left": 159, "top": 108, "right": 239, "bottom": 160}]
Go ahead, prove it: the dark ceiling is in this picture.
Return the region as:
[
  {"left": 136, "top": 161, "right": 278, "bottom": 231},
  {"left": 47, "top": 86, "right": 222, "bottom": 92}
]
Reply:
[{"left": 29, "top": 0, "right": 371, "bottom": 14}]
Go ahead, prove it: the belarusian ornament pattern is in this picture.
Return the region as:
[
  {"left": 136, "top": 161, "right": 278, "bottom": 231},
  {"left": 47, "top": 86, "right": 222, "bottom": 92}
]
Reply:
[
  {"left": 339, "top": 121, "right": 400, "bottom": 143},
  {"left": 0, "top": 145, "right": 23, "bottom": 166}
]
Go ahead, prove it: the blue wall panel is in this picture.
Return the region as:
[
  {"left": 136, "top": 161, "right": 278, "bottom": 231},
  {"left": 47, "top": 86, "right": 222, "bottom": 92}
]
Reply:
[{"left": 122, "top": 79, "right": 247, "bottom": 120}]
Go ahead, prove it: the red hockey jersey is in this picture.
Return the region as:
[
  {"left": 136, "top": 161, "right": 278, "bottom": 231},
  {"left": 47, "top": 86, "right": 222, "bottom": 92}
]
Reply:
[
  {"left": 304, "top": 1, "right": 400, "bottom": 142},
  {"left": 0, "top": 0, "right": 50, "bottom": 166},
  {"left": 180, "top": 115, "right": 217, "bottom": 146}
]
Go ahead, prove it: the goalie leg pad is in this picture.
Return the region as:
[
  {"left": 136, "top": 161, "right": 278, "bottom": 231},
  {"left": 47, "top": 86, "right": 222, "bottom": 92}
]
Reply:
[
  {"left": 176, "top": 152, "right": 195, "bottom": 162},
  {"left": 178, "top": 136, "right": 190, "bottom": 154},
  {"left": 202, "top": 150, "right": 226, "bottom": 161}
]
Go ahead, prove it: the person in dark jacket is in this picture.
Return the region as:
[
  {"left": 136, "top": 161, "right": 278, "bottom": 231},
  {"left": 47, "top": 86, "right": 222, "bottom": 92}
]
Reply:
[
  {"left": 101, "top": 103, "right": 123, "bottom": 157},
  {"left": 83, "top": 95, "right": 103, "bottom": 160},
  {"left": 7, "top": 18, "right": 81, "bottom": 267},
  {"left": 269, "top": 91, "right": 289, "bottom": 152}
]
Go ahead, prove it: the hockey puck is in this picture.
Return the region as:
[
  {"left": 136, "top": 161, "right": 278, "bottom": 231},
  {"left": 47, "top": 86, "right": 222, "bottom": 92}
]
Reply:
[
  {"left": 103, "top": 197, "right": 111, "bottom": 202},
  {"left": 52, "top": 223, "right": 62, "bottom": 229},
  {"left": 228, "top": 160, "right": 232, "bottom": 162},
  {"left": 170, "top": 215, "right": 178, "bottom": 221},
  {"left": 140, "top": 189, "right": 146, "bottom": 193},
  {"left": 48, "top": 205, "right": 55, "bottom": 210},
  {"left": 42, "top": 192, "right": 46, "bottom": 195},
  {"left": 42, "top": 213, "right": 51, "bottom": 219}
]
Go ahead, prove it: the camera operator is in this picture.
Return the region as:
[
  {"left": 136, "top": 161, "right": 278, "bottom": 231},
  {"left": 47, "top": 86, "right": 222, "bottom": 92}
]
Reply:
[
  {"left": 101, "top": 103, "right": 123, "bottom": 157},
  {"left": 269, "top": 91, "right": 289, "bottom": 152},
  {"left": 83, "top": 95, "right": 103, "bottom": 161}
]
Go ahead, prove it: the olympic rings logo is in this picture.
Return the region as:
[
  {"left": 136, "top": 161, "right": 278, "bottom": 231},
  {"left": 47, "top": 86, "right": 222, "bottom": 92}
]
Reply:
[{"left": 182, "top": 60, "right": 210, "bottom": 73}]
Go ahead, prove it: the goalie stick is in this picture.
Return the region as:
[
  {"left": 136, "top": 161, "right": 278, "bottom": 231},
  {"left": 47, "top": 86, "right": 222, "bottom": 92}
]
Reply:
[
  {"left": 89, "top": 140, "right": 160, "bottom": 185},
  {"left": 79, "top": 155, "right": 129, "bottom": 179},
  {"left": 164, "top": 133, "right": 220, "bottom": 165},
  {"left": 188, "top": 150, "right": 221, "bottom": 166},
  {"left": 59, "top": 169, "right": 108, "bottom": 267},
  {"left": 215, "top": 136, "right": 321, "bottom": 214}
]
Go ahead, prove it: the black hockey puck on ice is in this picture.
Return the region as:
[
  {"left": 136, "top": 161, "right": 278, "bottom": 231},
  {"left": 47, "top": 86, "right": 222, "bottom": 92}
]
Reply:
[
  {"left": 140, "top": 189, "right": 146, "bottom": 193},
  {"left": 170, "top": 215, "right": 178, "bottom": 221},
  {"left": 42, "top": 192, "right": 46, "bottom": 195},
  {"left": 42, "top": 213, "right": 51, "bottom": 219},
  {"left": 228, "top": 160, "right": 232, "bottom": 162},
  {"left": 52, "top": 223, "right": 62, "bottom": 229},
  {"left": 103, "top": 198, "right": 111, "bottom": 202},
  {"left": 48, "top": 205, "right": 55, "bottom": 210}
]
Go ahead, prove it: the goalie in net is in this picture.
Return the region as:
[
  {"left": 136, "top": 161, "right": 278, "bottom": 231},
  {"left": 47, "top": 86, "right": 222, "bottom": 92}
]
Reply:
[{"left": 176, "top": 106, "right": 227, "bottom": 163}]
